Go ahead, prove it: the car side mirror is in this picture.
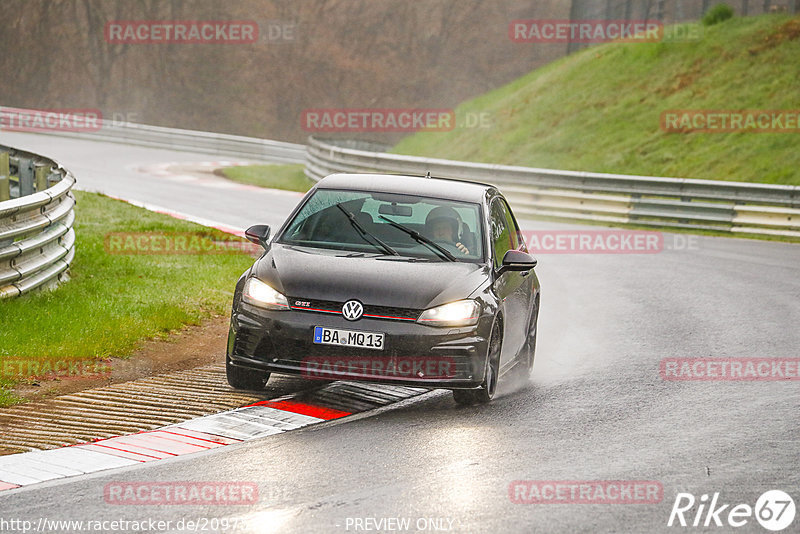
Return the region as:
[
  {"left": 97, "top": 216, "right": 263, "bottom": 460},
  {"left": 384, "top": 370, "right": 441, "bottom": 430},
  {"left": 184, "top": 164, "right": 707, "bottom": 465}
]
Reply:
[
  {"left": 245, "top": 224, "right": 271, "bottom": 250},
  {"left": 496, "top": 249, "right": 537, "bottom": 276}
]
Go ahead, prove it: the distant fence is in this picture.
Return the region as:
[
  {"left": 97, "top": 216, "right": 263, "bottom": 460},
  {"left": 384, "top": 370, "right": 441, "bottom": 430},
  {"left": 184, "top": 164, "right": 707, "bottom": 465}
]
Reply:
[
  {"left": 0, "top": 107, "right": 306, "bottom": 164},
  {"left": 3, "top": 108, "right": 797, "bottom": 243},
  {"left": 305, "top": 137, "right": 800, "bottom": 239},
  {"left": 0, "top": 145, "right": 76, "bottom": 298}
]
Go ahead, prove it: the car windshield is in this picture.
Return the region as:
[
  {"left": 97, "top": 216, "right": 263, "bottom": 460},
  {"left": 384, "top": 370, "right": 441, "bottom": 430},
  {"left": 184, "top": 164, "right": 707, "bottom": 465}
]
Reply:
[{"left": 278, "top": 188, "right": 484, "bottom": 262}]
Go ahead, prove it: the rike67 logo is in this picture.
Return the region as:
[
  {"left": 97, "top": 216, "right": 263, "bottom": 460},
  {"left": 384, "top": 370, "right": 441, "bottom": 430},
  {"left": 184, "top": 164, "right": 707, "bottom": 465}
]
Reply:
[{"left": 668, "top": 490, "right": 795, "bottom": 531}]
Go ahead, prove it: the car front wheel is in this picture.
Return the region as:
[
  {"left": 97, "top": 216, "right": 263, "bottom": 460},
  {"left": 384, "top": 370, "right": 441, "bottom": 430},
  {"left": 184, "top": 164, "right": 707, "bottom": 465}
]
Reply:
[
  {"left": 453, "top": 318, "right": 501, "bottom": 405},
  {"left": 226, "top": 355, "right": 270, "bottom": 390}
]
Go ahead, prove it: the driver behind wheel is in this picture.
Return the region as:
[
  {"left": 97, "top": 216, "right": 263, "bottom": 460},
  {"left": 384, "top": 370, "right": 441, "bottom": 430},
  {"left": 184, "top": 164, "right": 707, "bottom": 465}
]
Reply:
[{"left": 425, "top": 206, "right": 470, "bottom": 255}]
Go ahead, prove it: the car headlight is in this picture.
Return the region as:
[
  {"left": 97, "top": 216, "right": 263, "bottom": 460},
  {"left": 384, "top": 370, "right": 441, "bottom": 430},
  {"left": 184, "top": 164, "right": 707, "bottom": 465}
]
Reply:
[
  {"left": 242, "top": 277, "right": 289, "bottom": 310},
  {"left": 417, "top": 299, "right": 480, "bottom": 327}
]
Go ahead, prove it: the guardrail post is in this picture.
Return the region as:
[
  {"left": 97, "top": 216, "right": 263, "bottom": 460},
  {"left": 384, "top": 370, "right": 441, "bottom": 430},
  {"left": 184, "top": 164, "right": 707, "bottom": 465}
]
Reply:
[
  {"left": 35, "top": 164, "right": 49, "bottom": 191},
  {"left": 0, "top": 152, "right": 9, "bottom": 201},
  {"left": 18, "top": 157, "right": 34, "bottom": 197}
]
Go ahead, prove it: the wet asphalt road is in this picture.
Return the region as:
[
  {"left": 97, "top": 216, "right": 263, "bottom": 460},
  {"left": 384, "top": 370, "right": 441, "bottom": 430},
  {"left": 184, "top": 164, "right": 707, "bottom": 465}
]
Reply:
[{"left": 1, "top": 132, "right": 798, "bottom": 533}]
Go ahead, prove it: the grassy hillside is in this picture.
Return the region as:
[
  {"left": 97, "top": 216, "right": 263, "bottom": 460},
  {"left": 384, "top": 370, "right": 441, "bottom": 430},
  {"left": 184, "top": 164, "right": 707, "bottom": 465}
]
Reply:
[{"left": 393, "top": 15, "right": 800, "bottom": 185}]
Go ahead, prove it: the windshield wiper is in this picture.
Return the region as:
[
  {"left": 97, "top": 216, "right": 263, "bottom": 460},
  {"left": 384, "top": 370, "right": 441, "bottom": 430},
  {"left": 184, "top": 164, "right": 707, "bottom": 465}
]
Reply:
[
  {"left": 375, "top": 256, "right": 433, "bottom": 262},
  {"left": 378, "top": 215, "right": 458, "bottom": 262},
  {"left": 336, "top": 204, "right": 399, "bottom": 256}
]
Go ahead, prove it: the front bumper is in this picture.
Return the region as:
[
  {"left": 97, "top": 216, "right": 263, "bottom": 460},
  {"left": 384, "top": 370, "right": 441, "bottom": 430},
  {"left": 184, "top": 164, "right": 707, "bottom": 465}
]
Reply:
[{"left": 227, "top": 302, "right": 491, "bottom": 389}]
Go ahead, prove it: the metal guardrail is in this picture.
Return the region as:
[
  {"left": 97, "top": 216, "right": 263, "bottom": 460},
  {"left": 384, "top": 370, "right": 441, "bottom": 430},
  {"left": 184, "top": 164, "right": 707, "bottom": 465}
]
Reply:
[
  {"left": 0, "top": 145, "right": 76, "bottom": 299},
  {"left": 0, "top": 107, "right": 306, "bottom": 164},
  {"left": 4, "top": 108, "right": 796, "bottom": 240},
  {"left": 305, "top": 137, "right": 800, "bottom": 239}
]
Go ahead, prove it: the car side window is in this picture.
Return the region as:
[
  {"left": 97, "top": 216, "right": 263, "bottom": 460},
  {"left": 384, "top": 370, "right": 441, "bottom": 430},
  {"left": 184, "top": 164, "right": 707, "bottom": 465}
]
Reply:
[
  {"left": 501, "top": 199, "right": 526, "bottom": 252},
  {"left": 490, "top": 199, "right": 510, "bottom": 269}
]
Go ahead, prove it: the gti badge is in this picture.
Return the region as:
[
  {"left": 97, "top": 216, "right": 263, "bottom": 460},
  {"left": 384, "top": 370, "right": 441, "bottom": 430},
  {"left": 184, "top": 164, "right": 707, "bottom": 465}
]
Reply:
[{"left": 342, "top": 300, "right": 364, "bottom": 321}]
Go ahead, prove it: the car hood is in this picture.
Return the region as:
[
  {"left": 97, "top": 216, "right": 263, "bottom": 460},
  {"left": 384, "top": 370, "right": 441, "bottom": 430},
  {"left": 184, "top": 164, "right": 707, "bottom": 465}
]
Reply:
[{"left": 252, "top": 244, "right": 489, "bottom": 309}]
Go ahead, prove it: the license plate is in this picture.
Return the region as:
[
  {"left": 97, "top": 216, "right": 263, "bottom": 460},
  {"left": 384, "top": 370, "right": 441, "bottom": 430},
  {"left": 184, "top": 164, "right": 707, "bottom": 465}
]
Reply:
[{"left": 313, "top": 326, "right": 385, "bottom": 350}]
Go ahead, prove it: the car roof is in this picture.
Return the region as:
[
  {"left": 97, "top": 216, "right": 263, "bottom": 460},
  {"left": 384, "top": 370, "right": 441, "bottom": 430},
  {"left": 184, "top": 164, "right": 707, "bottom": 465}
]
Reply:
[{"left": 315, "top": 173, "right": 497, "bottom": 203}]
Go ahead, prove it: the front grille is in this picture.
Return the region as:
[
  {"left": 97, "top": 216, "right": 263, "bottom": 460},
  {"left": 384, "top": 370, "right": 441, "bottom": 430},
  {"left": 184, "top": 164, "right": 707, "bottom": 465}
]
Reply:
[
  {"left": 362, "top": 304, "right": 419, "bottom": 321},
  {"left": 288, "top": 297, "right": 420, "bottom": 322}
]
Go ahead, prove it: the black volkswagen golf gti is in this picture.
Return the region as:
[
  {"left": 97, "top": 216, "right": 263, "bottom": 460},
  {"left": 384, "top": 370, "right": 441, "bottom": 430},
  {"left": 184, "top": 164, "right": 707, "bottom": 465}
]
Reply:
[{"left": 226, "top": 173, "right": 540, "bottom": 404}]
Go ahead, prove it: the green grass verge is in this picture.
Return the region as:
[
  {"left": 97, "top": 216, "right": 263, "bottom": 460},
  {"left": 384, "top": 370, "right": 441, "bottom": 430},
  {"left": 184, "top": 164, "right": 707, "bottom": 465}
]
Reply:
[
  {"left": 393, "top": 15, "right": 800, "bottom": 185},
  {"left": 219, "top": 163, "right": 313, "bottom": 192},
  {"left": 0, "top": 191, "right": 255, "bottom": 406}
]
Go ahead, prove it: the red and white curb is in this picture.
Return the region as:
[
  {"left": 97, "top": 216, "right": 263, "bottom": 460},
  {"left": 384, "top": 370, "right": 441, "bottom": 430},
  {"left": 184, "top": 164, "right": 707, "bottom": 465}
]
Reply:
[
  {"left": 0, "top": 384, "right": 425, "bottom": 492},
  {"left": 100, "top": 160, "right": 305, "bottom": 238},
  {"left": 138, "top": 161, "right": 255, "bottom": 191},
  {"left": 135, "top": 161, "right": 306, "bottom": 195}
]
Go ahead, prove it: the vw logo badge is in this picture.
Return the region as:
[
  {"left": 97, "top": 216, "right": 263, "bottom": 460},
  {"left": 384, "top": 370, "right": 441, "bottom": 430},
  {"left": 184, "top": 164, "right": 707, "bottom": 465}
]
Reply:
[{"left": 342, "top": 300, "right": 364, "bottom": 321}]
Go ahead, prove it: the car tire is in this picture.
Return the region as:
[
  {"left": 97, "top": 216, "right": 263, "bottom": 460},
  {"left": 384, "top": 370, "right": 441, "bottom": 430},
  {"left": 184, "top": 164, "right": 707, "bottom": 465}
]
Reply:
[
  {"left": 451, "top": 388, "right": 476, "bottom": 405},
  {"left": 226, "top": 355, "right": 270, "bottom": 390},
  {"left": 453, "top": 318, "right": 501, "bottom": 405},
  {"left": 520, "top": 301, "right": 539, "bottom": 378}
]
